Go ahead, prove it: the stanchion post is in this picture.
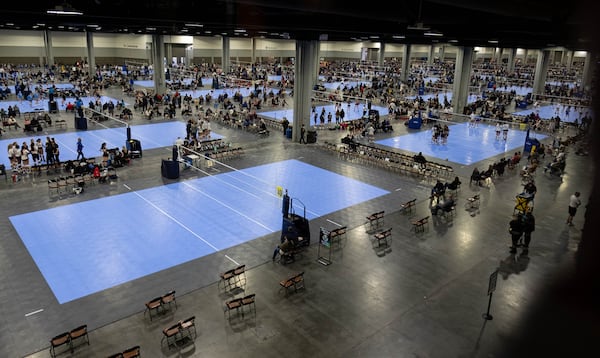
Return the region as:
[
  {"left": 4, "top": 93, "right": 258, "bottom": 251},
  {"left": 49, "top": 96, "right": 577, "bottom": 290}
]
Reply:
[{"left": 483, "top": 269, "right": 499, "bottom": 320}]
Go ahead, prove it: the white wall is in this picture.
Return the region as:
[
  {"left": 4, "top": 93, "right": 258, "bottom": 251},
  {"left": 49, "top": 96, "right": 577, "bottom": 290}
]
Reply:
[{"left": 0, "top": 30, "right": 44, "bottom": 47}]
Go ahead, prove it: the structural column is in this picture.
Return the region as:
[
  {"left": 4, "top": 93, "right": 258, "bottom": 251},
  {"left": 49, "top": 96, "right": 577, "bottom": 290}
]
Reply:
[
  {"left": 427, "top": 45, "right": 435, "bottom": 65},
  {"left": 165, "top": 43, "right": 173, "bottom": 65},
  {"left": 532, "top": 50, "right": 551, "bottom": 95},
  {"left": 86, "top": 31, "right": 96, "bottom": 76},
  {"left": 439, "top": 45, "right": 445, "bottom": 62},
  {"left": 185, "top": 44, "right": 193, "bottom": 66},
  {"left": 43, "top": 30, "right": 54, "bottom": 67},
  {"left": 292, "top": 40, "right": 319, "bottom": 142},
  {"left": 151, "top": 34, "right": 166, "bottom": 95},
  {"left": 582, "top": 51, "right": 593, "bottom": 90},
  {"left": 378, "top": 42, "right": 385, "bottom": 67},
  {"left": 222, "top": 36, "right": 230, "bottom": 74},
  {"left": 452, "top": 46, "right": 474, "bottom": 115},
  {"left": 401, "top": 44, "right": 411, "bottom": 82},
  {"left": 494, "top": 47, "right": 502, "bottom": 63},
  {"left": 251, "top": 38, "right": 256, "bottom": 63},
  {"left": 506, "top": 48, "right": 517, "bottom": 72},
  {"left": 565, "top": 50, "right": 574, "bottom": 69}
]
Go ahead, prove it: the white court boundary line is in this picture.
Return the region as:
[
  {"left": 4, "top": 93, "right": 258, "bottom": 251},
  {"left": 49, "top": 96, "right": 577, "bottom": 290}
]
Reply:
[
  {"left": 175, "top": 147, "right": 322, "bottom": 217},
  {"left": 123, "top": 184, "right": 239, "bottom": 265},
  {"left": 182, "top": 181, "right": 272, "bottom": 231}
]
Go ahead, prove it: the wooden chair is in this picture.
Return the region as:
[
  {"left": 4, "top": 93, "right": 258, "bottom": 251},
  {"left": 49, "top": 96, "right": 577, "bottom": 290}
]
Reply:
[
  {"left": 50, "top": 332, "right": 71, "bottom": 358},
  {"left": 401, "top": 198, "right": 417, "bottom": 214},
  {"left": 241, "top": 294, "right": 256, "bottom": 315},
  {"left": 466, "top": 194, "right": 480, "bottom": 209},
  {"left": 366, "top": 210, "right": 385, "bottom": 231},
  {"left": 69, "top": 324, "right": 90, "bottom": 352},
  {"left": 122, "top": 345, "right": 141, "bottom": 358},
  {"left": 412, "top": 216, "right": 430, "bottom": 233},
  {"left": 292, "top": 272, "right": 305, "bottom": 291},
  {"left": 279, "top": 276, "right": 295, "bottom": 296},
  {"left": 373, "top": 228, "right": 392, "bottom": 247},
  {"left": 179, "top": 316, "right": 197, "bottom": 341},
  {"left": 144, "top": 296, "right": 163, "bottom": 321},
  {"left": 219, "top": 268, "right": 236, "bottom": 291},
  {"left": 225, "top": 298, "right": 243, "bottom": 320},
  {"left": 161, "top": 290, "right": 177, "bottom": 312},
  {"left": 161, "top": 323, "right": 180, "bottom": 349},
  {"left": 48, "top": 179, "right": 59, "bottom": 196},
  {"left": 233, "top": 264, "right": 247, "bottom": 288}
]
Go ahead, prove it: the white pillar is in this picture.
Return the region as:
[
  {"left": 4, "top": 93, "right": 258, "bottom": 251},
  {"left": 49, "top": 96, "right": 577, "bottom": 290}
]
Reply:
[
  {"left": 582, "top": 51, "right": 594, "bottom": 90},
  {"left": 86, "top": 31, "right": 95, "bottom": 75},
  {"left": 222, "top": 37, "right": 230, "bottom": 74},
  {"left": 401, "top": 44, "right": 411, "bottom": 82},
  {"left": 427, "top": 45, "right": 435, "bottom": 65},
  {"left": 507, "top": 48, "right": 517, "bottom": 72},
  {"left": 293, "top": 40, "right": 319, "bottom": 142},
  {"left": 43, "top": 30, "right": 54, "bottom": 66},
  {"left": 378, "top": 42, "right": 385, "bottom": 67},
  {"left": 452, "top": 47, "right": 474, "bottom": 115},
  {"left": 151, "top": 34, "right": 166, "bottom": 95},
  {"left": 532, "top": 50, "right": 551, "bottom": 95}
]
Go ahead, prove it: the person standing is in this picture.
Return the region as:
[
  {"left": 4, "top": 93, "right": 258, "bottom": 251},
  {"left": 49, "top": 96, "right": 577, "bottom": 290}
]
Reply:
[
  {"left": 76, "top": 137, "right": 85, "bottom": 161},
  {"left": 281, "top": 117, "right": 289, "bottom": 135},
  {"left": 567, "top": 191, "right": 582, "bottom": 226},
  {"left": 521, "top": 212, "right": 535, "bottom": 254},
  {"left": 509, "top": 214, "right": 524, "bottom": 254},
  {"left": 299, "top": 124, "right": 306, "bottom": 144}
]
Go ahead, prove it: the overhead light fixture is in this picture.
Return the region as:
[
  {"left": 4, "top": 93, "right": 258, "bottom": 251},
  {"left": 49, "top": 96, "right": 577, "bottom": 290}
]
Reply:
[
  {"left": 47, "top": 2, "right": 83, "bottom": 15},
  {"left": 234, "top": 29, "right": 246, "bottom": 33},
  {"left": 369, "top": 35, "right": 379, "bottom": 39},
  {"left": 185, "top": 23, "right": 203, "bottom": 27},
  {"left": 488, "top": 40, "right": 499, "bottom": 44},
  {"left": 448, "top": 39, "right": 458, "bottom": 43},
  {"left": 424, "top": 31, "right": 443, "bottom": 37},
  {"left": 392, "top": 35, "right": 405, "bottom": 39}
]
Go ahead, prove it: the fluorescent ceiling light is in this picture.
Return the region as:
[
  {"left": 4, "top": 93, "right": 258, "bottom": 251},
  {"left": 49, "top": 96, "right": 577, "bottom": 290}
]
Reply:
[
  {"left": 185, "top": 23, "right": 203, "bottom": 27},
  {"left": 448, "top": 39, "right": 458, "bottom": 43},
  {"left": 424, "top": 32, "right": 443, "bottom": 37},
  {"left": 234, "top": 29, "right": 246, "bottom": 33},
  {"left": 47, "top": 3, "right": 83, "bottom": 16},
  {"left": 393, "top": 35, "right": 405, "bottom": 39},
  {"left": 488, "top": 40, "right": 499, "bottom": 44},
  {"left": 369, "top": 36, "right": 379, "bottom": 39},
  {"left": 86, "top": 24, "right": 99, "bottom": 28}
]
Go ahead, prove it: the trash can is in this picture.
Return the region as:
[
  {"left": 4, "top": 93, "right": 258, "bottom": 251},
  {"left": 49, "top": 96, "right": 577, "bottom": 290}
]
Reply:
[
  {"left": 126, "top": 139, "right": 142, "bottom": 158},
  {"left": 286, "top": 127, "right": 292, "bottom": 139},
  {"left": 307, "top": 130, "right": 317, "bottom": 143},
  {"left": 161, "top": 159, "right": 179, "bottom": 179},
  {"left": 74, "top": 116, "right": 87, "bottom": 130}
]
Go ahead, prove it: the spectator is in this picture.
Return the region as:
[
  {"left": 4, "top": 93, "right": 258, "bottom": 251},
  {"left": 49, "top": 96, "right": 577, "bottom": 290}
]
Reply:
[
  {"left": 521, "top": 212, "right": 535, "bottom": 255},
  {"left": 509, "top": 214, "right": 524, "bottom": 253},
  {"left": 566, "top": 192, "right": 582, "bottom": 226}
]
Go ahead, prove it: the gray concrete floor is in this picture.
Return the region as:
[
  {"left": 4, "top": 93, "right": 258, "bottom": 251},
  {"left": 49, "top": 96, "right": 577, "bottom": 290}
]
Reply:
[{"left": 0, "top": 88, "right": 594, "bottom": 358}]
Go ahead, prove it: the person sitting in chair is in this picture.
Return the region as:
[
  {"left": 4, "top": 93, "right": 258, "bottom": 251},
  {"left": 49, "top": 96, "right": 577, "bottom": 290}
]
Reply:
[
  {"left": 431, "top": 180, "right": 446, "bottom": 202},
  {"left": 470, "top": 167, "right": 480, "bottom": 185},
  {"left": 431, "top": 198, "right": 455, "bottom": 215},
  {"left": 414, "top": 151, "right": 427, "bottom": 169},
  {"left": 272, "top": 236, "right": 294, "bottom": 261},
  {"left": 446, "top": 176, "right": 461, "bottom": 191}
]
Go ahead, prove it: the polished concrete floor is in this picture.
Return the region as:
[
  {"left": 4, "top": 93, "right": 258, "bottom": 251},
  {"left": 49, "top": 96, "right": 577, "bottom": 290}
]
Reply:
[{"left": 0, "top": 88, "right": 594, "bottom": 358}]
